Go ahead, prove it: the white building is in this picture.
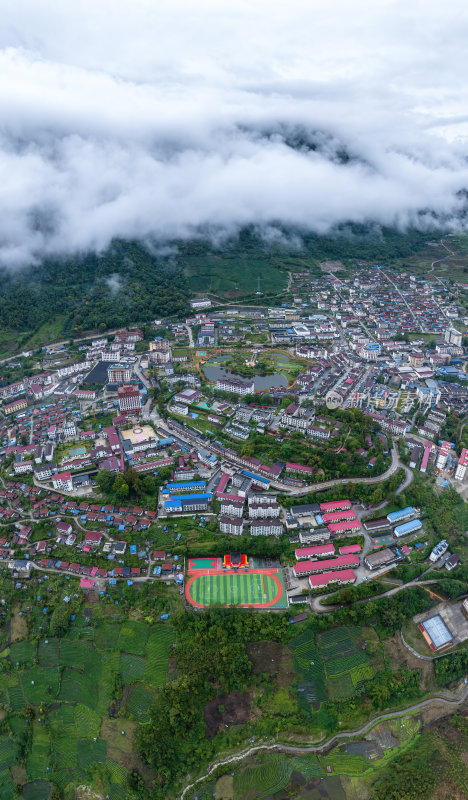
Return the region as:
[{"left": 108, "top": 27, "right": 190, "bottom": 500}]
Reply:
[
  {"left": 219, "top": 516, "right": 243, "bottom": 535},
  {"left": 51, "top": 471, "right": 73, "bottom": 492},
  {"left": 118, "top": 386, "right": 142, "bottom": 413},
  {"left": 455, "top": 448, "right": 468, "bottom": 481},
  {"left": 444, "top": 327, "right": 463, "bottom": 347},
  {"left": 190, "top": 298, "right": 212, "bottom": 310},
  {"left": 250, "top": 519, "right": 283, "bottom": 536},
  {"left": 216, "top": 377, "right": 255, "bottom": 395},
  {"left": 220, "top": 499, "right": 244, "bottom": 517},
  {"left": 248, "top": 501, "right": 281, "bottom": 519},
  {"left": 436, "top": 441, "right": 451, "bottom": 471}
]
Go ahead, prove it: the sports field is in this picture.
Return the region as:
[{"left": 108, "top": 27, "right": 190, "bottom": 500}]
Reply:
[
  {"left": 186, "top": 569, "right": 288, "bottom": 609},
  {"left": 188, "top": 557, "right": 217, "bottom": 570}
]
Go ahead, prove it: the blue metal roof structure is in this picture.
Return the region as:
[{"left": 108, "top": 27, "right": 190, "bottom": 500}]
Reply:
[
  {"left": 387, "top": 506, "right": 415, "bottom": 523},
  {"left": 394, "top": 519, "right": 422, "bottom": 537},
  {"left": 241, "top": 470, "right": 269, "bottom": 484},
  {"left": 166, "top": 481, "right": 207, "bottom": 491}
]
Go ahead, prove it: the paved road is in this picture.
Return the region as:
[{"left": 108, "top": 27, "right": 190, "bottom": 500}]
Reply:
[
  {"left": 184, "top": 324, "right": 195, "bottom": 348},
  {"left": 309, "top": 577, "right": 439, "bottom": 614},
  {"left": 135, "top": 357, "right": 151, "bottom": 390},
  {"left": 179, "top": 681, "right": 468, "bottom": 799},
  {"left": 377, "top": 267, "right": 423, "bottom": 333},
  {"left": 144, "top": 416, "right": 412, "bottom": 498}
]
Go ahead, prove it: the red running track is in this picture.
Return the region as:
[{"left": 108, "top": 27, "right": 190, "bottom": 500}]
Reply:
[{"left": 185, "top": 568, "right": 284, "bottom": 609}]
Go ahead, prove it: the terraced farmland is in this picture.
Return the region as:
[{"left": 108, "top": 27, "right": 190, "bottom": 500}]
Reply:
[
  {"left": 290, "top": 626, "right": 374, "bottom": 705},
  {"left": 0, "top": 613, "right": 176, "bottom": 799},
  {"left": 230, "top": 750, "right": 366, "bottom": 800}
]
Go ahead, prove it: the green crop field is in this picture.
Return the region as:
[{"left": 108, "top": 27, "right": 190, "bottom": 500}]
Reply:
[
  {"left": 9, "top": 640, "right": 36, "bottom": 666},
  {"left": 118, "top": 621, "right": 149, "bottom": 655},
  {"left": 187, "top": 571, "right": 285, "bottom": 607},
  {"left": 290, "top": 630, "right": 326, "bottom": 704},
  {"left": 126, "top": 683, "right": 155, "bottom": 723},
  {"left": 26, "top": 723, "right": 50, "bottom": 781},
  {"left": 120, "top": 652, "right": 146, "bottom": 683},
  {"left": 38, "top": 638, "right": 60, "bottom": 667},
  {"left": 0, "top": 607, "right": 178, "bottom": 799},
  {"left": 59, "top": 639, "right": 94, "bottom": 668},
  {"left": 20, "top": 666, "right": 60, "bottom": 705},
  {"left": 0, "top": 738, "right": 18, "bottom": 772},
  {"left": 144, "top": 626, "right": 174, "bottom": 688},
  {"left": 290, "top": 626, "right": 374, "bottom": 706},
  {"left": 233, "top": 753, "right": 326, "bottom": 799}
]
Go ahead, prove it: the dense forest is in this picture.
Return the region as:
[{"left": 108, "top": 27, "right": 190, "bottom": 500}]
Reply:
[{"left": 0, "top": 240, "right": 189, "bottom": 339}]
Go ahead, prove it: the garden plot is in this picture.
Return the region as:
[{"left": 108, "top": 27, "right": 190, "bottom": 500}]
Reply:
[
  {"left": 118, "top": 621, "right": 149, "bottom": 655},
  {"left": 20, "top": 667, "right": 60, "bottom": 705},
  {"left": 0, "top": 738, "right": 18, "bottom": 772},
  {"left": 144, "top": 625, "right": 174, "bottom": 688},
  {"left": 26, "top": 723, "right": 50, "bottom": 781},
  {"left": 9, "top": 640, "right": 36, "bottom": 666},
  {"left": 59, "top": 667, "right": 98, "bottom": 708},
  {"left": 120, "top": 653, "right": 146, "bottom": 683},
  {"left": 77, "top": 738, "right": 107, "bottom": 770},
  {"left": 7, "top": 685, "right": 25, "bottom": 712},
  {"left": 290, "top": 630, "right": 326, "bottom": 704},
  {"left": 23, "top": 781, "right": 52, "bottom": 800},
  {"left": 126, "top": 683, "right": 155, "bottom": 723},
  {"left": 1, "top": 613, "right": 164, "bottom": 797},
  {"left": 290, "top": 626, "right": 374, "bottom": 705},
  {"left": 95, "top": 623, "right": 122, "bottom": 651},
  {"left": 59, "top": 639, "right": 94, "bottom": 669},
  {"left": 38, "top": 638, "right": 60, "bottom": 667},
  {"left": 48, "top": 704, "right": 101, "bottom": 740}
]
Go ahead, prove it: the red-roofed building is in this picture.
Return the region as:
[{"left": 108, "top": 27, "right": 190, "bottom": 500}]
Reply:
[
  {"left": 51, "top": 471, "right": 73, "bottom": 491},
  {"left": 320, "top": 499, "right": 352, "bottom": 513},
  {"left": 308, "top": 569, "right": 356, "bottom": 589},
  {"left": 338, "top": 543, "right": 362, "bottom": 555},
  {"left": 83, "top": 530, "right": 103, "bottom": 547},
  {"left": 294, "top": 554, "right": 359, "bottom": 577},
  {"left": 285, "top": 462, "right": 314, "bottom": 475},
  {"left": 294, "top": 543, "right": 335, "bottom": 561},
  {"left": 321, "top": 510, "right": 357, "bottom": 524},
  {"left": 327, "top": 520, "right": 361, "bottom": 535}
]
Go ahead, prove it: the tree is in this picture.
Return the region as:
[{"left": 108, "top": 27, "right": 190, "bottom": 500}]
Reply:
[
  {"left": 113, "top": 475, "right": 129, "bottom": 500},
  {"left": 96, "top": 470, "right": 115, "bottom": 494}
]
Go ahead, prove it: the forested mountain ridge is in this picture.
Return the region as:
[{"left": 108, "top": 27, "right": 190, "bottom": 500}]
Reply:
[
  {"left": 0, "top": 240, "right": 189, "bottom": 340},
  {"left": 0, "top": 226, "right": 443, "bottom": 347}
]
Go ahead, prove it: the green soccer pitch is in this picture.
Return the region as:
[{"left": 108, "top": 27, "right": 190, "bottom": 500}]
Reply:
[{"left": 186, "top": 571, "right": 287, "bottom": 608}]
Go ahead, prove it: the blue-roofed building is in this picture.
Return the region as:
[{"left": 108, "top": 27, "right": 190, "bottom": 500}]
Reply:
[
  {"left": 241, "top": 470, "right": 269, "bottom": 486},
  {"left": 387, "top": 507, "right": 415, "bottom": 524},
  {"left": 166, "top": 481, "right": 207, "bottom": 493},
  {"left": 394, "top": 519, "right": 422, "bottom": 538},
  {"left": 164, "top": 492, "right": 212, "bottom": 514}
]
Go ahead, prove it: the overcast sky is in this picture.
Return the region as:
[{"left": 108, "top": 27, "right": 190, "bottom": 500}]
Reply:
[{"left": 1, "top": 0, "right": 468, "bottom": 266}]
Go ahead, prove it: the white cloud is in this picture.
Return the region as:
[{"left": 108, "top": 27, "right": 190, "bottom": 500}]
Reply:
[{"left": 0, "top": 0, "right": 468, "bottom": 266}]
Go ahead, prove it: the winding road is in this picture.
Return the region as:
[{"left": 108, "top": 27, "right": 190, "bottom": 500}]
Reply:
[
  {"left": 179, "top": 680, "right": 468, "bottom": 799},
  {"left": 309, "top": 577, "right": 440, "bottom": 614}
]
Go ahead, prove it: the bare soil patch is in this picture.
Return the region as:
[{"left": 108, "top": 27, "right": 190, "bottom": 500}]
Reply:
[
  {"left": 420, "top": 702, "right": 455, "bottom": 727},
  {"left": 215, "top": 774, "right": 234, "bottom": 800},
  {"left": 247, "top": 640, "right": 296, "bottom": 688},
  {"left": 320, "top": 260, "right": 345, "bottom": 272},
  {"left": 384, "top": 633, "right": 435, "bottom": 691},
  {"left": 203, "top": 691, "right": 252, "bottom": 739},
  {"left": 10, "top": 605, "right": 27, "bottom": 643}
]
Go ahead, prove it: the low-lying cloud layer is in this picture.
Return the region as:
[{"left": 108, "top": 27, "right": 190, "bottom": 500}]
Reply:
[{"left": 1, "top": 0, "right": 468, "bottom": 267}]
